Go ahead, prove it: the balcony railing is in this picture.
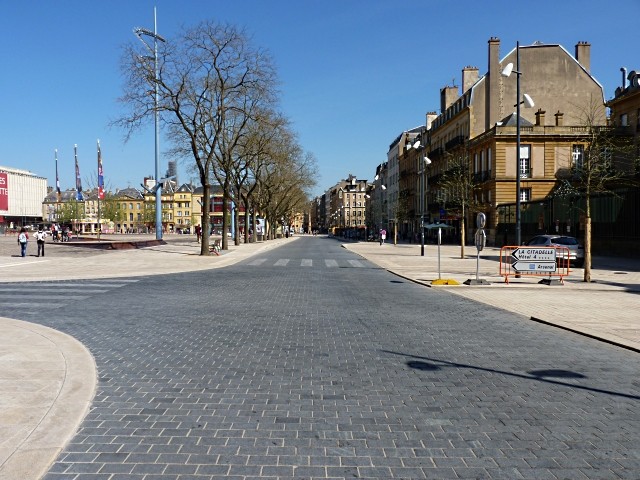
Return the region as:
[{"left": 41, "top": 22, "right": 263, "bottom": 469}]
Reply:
[
  {"left": 445, "top": 135, "right": 466, "bottom": 150},
  {"left": 473, "top": 171, "right": 492, "bottom": 183}
]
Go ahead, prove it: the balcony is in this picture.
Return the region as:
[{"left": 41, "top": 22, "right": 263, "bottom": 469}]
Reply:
[
  {"left": 473, "top": 171, "right": 492, "bottom": 183},
  {"left": 445, "top": 135, "right": 466, "bottom": 150},
  {"left": 428, "top": 147, "right": 443, "bottom": 158}
]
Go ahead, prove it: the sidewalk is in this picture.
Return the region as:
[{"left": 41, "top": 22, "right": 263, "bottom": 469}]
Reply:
[{"left": 1, "top": 234, "right": 639, "bottom": 479}]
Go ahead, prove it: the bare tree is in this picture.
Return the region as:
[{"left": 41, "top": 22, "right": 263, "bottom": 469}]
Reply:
[
  {"left": 232, "top": 110, "right": 290, "bottom": 244},
  {"left": 555, "top": 99, "right": 638, "bottom": 282},
  {"left": 115, "top": 20, "right": 278, "bottom": 254},
  {"left": 438, "top": 150, "right": 480, "bottom": 258}
]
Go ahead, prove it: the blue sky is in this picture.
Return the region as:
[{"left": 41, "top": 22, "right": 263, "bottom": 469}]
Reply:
[{"left": 2, "top": 1, "right": 638, "bottom": 197}]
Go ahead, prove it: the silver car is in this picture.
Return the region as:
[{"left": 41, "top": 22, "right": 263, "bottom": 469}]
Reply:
[{"left": 524, "top": 235, "right": 585, "bottom": 267}]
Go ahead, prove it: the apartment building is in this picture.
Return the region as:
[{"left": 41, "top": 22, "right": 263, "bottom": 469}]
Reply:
[{"left": 424, "top": 38, "right": 606, "bottom": 245}]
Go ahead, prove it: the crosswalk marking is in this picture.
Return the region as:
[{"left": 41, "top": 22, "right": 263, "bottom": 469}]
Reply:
[
  {"left": 0, "top": 293, "right": 88, "bottom": 300},
  {"left": 245, "top": 258, "right": 369, "bottom": 269},
  {"left": 0, "top": 278, "right": 140, "bottom": 314}
]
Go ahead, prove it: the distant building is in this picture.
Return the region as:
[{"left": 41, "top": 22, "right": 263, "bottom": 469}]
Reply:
[{"left": 0, "top": 166, "right": 48, "bottom": 231}]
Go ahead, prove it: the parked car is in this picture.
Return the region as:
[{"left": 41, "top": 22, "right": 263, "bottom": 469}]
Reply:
[{"left": 524, "top": 235, "right": 585, "bottom": 267}]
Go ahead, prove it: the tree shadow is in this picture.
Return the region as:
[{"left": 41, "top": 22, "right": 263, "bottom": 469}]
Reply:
[{"left": 382, "top": 349, "right": 640, "bottom": 400}]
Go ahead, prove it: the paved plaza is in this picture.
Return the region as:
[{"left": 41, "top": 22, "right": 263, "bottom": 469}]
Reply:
[{"left": 0, "top": 233, "right": 639, "bottom": 479}]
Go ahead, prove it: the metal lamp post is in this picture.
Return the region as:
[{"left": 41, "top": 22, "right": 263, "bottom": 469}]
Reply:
[
  {"left": 410, "top": 140, "right": 431, "bottom": 256},
  {"left": 134, "top": 7, "right": 165, "bottom": 240},
  {"left": 502, "top": 41, "right": 534, "bottom": 247}
]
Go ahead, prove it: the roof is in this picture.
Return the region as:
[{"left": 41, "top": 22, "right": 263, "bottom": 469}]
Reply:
[{"left": 499, "top": 112, "right": 534, "bottom": 127}]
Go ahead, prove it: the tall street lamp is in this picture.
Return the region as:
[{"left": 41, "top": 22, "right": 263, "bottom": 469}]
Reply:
[
  {"left": 501, "top": 41, "right": 534, "bottom": 247},
  {"left": 410, "top": 140, "right": 432, "bottom": 256},
  {"left": 135, "top": 7, "right": 165, "bottom": 240}
]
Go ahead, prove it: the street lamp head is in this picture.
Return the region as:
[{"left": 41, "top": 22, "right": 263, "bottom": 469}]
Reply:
[
  {"left": 381, "top": 185, "right": 387, "bottom": 190},
  {"left": 501, "top": 62, "right": 514, "bottom": 77},
  {"left": 423, "top": 156, "right": 432, "bottom": 166},
  {"left": 411, "top": 140, "right": 421, "bottom": 149},
  {"left": 523, "top": 93, "right": 535, "bottom": 108}
]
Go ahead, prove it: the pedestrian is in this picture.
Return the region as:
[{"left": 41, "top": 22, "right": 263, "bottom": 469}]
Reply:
[
  {"left": 17, "top": 227, "right": 29, "bottom": 257},
  {"left": 195, "top": 225, "right": 202, "bottom": 243},
  {"left": 379, "top": 228, "right": 386, "bottom": 245},
  {"left": 35, "top": 226, "right": 46, "bottom": 257}
]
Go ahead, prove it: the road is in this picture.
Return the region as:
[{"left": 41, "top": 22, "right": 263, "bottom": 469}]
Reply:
[{"left": 4, "top": 236, "right": 640, "bottom": 479}]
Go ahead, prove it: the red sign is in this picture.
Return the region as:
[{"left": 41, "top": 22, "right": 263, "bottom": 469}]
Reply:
[{"left": 0, "top": 172, "right": 8, "bottom": 211}]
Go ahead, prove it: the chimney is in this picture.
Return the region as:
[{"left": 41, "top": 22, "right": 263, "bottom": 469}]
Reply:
[
  {"left": 425, "top": 111, "right": 438, "bottom": 130},
  {"left": 462, "top": 66, "right": 479, "bottom": 93},
  {"left": 621, "top": 67, "right": 628, "bottom": 90},
  {"left": 487, "top": 37, "right": 501, "bottom": 130},
  {"left": 535, "top": 108, "right": 546, "bottom": 126},
  {"left": 555, "top": 110, "right": 564, "bottom": 126},
  {"left": 440, "top": 85, "right": 459, "bottom": 113},
  {"left": 575, "top": 41, "right": 591, "bottom": 72}
]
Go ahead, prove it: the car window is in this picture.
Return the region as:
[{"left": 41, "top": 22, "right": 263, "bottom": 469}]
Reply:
[{"left": 554, "top": 236, "right": 578, "bottom": 246}]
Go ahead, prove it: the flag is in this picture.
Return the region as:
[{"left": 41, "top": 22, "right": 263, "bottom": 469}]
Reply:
[
  {"left": 74, "top": 144, "right": 83, "bottom": 201},
  {"left": 55, "top": 149, "right": 61, "bottom": 202},
  {"left": 97, "top": 140, "right": 105, "bottom": 200}
]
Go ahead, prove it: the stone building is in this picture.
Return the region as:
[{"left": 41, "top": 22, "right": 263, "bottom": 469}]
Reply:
[{"left": 423, "top": 38, "right": 606, "bottom": 245}]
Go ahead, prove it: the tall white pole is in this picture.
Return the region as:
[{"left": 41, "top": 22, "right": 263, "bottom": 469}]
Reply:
[
  {"left": 153, "top": 7, "right": 162, "bottom": 240},
  {"left": 516, "top": 41, "right": 521, "bottom": 247}
]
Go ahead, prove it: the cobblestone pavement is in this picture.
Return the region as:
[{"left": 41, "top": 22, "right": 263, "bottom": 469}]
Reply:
[
  {"left": 2, "top": 234, "right": 640, "bottom": 479},
  {"left": 8, "top": 236, "right": 637, "bottom": 480}
]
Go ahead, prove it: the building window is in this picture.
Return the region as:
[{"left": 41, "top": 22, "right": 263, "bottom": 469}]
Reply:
[
  {"left": 519, "top": 144, "right": 531, "bottom": 178},
  {"left": 129, "top": 213, "right": 134, "bottom": 221},
  {"left": 620, "top": 113, "right": 628, "bottom": 127},
  {"left": 520, "top": 188, "right": 531, "bottom": 202},
  {"left": 572, "top": 145, "right": 584, "bottom": 169}
]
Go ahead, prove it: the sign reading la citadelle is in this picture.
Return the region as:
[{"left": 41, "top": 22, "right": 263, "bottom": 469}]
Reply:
[
  {"left": 511, "top": 247, "right": 556, "bottom": 273},
  {"left": 0, "top": 172, "right": 8, "bottom": 211}
]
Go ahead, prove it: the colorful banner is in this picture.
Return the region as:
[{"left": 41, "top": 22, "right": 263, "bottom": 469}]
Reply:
[
  {"left": 97, "top": 140, "right": 105, "bottom": 200},
  {"left": 0, "top": 172, "right": 8, "bottom": 211},
  {"left": 74, "top": 144, "right": 83, "bottom": 201}
]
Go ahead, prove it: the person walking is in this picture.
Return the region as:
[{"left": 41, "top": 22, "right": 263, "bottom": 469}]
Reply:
[
  {"left": 35, "top": 226, "right": 46, "bottom": 257},
  {"left": 17, "top": 227, "right": 29, "bottom": 257},
  {"left": 379, "top": 228, "right": 386, "bottom": 245}
]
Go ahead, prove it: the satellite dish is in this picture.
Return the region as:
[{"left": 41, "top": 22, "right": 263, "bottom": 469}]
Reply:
[
  {"left": 381, "top": 185, "right": 387, "bottom": 190},
  {"left": 423, "top": 156, "right": 432, "bottom": 165},
  {"left": 412, "top": 140, "right": 421, "bottom": 149},
  {"left": 523, "top": 93, "right": 535, "bottom": 108},
  {"left": 501, "top": 63, "right": 514, "bottom": 77}
]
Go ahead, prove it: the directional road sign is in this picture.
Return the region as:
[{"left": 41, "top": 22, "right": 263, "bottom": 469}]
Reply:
[
  {"left": 511, "top": 247, "right": 556, "bottom": 262},
  {"left": 512, "top": 261, "right": 557, "bottom": 273}
]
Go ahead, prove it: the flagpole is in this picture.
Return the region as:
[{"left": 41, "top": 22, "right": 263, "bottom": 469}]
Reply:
[
  {"left": 97, "top": 139, "right": 103, "bottom": 240},
  {"left": 74, "top": 144, "right": 82, "bottom": 236}
]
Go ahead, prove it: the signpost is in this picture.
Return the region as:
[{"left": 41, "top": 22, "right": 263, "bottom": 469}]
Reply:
[{"left": 464, "top": 213, "right": 490, "bottom": 285}]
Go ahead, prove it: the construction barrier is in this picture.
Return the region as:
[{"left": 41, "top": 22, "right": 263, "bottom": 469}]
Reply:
[{"left": 499, "top": 245, "right": 571, "bottom": 284}]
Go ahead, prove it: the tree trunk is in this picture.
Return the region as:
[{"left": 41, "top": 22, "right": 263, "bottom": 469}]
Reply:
[
  {"left": 460, "top": 218, "right": 466, "bottom": 258},
  {"left": 221, "top": 186, "right": 229, "bottom": 250},
  {"left": 583, "top": 216, "right": 592, "bottom": 282},
  {"left": 200, "top": 182, "right": 211, "bottom": 255},
  {"left": 460, "top": 207, "right": 466, "bottom": 259}
]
